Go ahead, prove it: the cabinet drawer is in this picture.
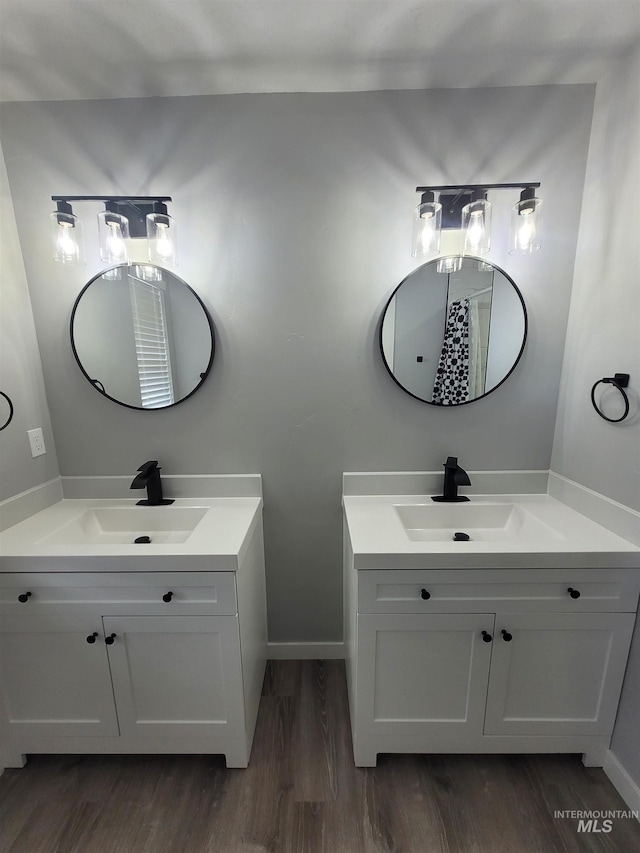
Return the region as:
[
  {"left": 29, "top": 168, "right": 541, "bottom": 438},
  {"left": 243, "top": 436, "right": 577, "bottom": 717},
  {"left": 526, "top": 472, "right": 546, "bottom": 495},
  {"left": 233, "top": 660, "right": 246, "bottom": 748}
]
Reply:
[
  {"left": 357, "top": 568, "right": 640, "bottom": 614},
  {"left": 0, "top": 572, "right": 237, "bottom": 615}
]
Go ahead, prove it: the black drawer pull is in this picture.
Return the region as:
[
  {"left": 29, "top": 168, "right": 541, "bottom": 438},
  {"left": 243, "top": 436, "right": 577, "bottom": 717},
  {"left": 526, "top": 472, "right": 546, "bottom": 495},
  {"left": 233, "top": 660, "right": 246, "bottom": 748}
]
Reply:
[
  {"left": 501, "top": 630, "right": 513, "bottom": 642},
  {"left": 481, "top": 630, "right": 492, "bottom": 643},
  {"left": 567, "top": 587, "right": 581, "bottom": 599},
  {"left": 105, "top": 633, "right": 117, "bottom": 645},
  {"left": 18, "top": 592, "right": 32, "bottom": 603},
  {"left": 420, "top": 588, "right": 431, "bottom": 600},
  {"left": 86, "top": 632, "right": 99, "bottom": 644},
  {"left": 162, "top": 591, "right": 173, "bottom": 602}
]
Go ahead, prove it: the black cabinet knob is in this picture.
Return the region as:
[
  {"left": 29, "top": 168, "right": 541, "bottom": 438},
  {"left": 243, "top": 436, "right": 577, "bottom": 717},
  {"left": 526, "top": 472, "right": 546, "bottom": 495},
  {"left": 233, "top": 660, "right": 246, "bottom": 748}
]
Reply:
[
  {"left": 162, "top": 591, "right": 173, "bottom": 602},
  {"left": 420, "top": 589, "right": 431, "bottom": 600},
  {"left": 501, "top": 629, "right": 513, "bottom": 642},
  {"left": 18, "top": 592, "right": 32, "bottom": 603},
  {"left": 86, "top": 632, "right": 99, "bottom": 644},
  {"left": 105, "top": 633, "right": 117, "bottom": 645},
  {"left": 567, "top": 587, "right": 581, "bottom": 599},
  {"left": 481, "top": 630, "right": 492, "bottom": 643}
]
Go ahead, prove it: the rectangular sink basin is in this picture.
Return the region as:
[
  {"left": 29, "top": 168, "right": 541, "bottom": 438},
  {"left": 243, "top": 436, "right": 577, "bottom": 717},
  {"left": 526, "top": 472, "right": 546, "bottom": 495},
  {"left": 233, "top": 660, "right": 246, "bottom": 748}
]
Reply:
[
  {"left": 39, "top": 506, "right": 209, "bottom": 545},
  {"left": 394, "top": 502, "right": 565, "bottom": 543}
]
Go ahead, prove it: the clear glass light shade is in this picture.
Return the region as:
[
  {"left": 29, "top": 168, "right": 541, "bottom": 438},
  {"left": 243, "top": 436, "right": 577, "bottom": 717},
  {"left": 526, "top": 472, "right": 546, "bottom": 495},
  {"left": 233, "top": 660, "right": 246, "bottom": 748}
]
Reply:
[
  {"left": 411, "top": 201, "right": 442, "bottom": 258},
  {"left": 147, "top": 212, "right": 177, "bottom": 266},
  {"left": 436, "top": 256, "right": 463, "bottom": 274},
  {"left": 49, "top": 212, "right": 84, "bottom": 264},
  {"left": 98, "top": 210, "right": 130, "bottom": 263},
  {"left": 102, "top": 266, "right": 123, "bottom": 281},
  {"left": 462, "top": 199, "right": 492, "bottom": 255},
  {"left": 510, "top": 197, "right": 542, "bottom": 254},
  {"left": 134, "top": 264, "right": 163, "bottom": 282}
]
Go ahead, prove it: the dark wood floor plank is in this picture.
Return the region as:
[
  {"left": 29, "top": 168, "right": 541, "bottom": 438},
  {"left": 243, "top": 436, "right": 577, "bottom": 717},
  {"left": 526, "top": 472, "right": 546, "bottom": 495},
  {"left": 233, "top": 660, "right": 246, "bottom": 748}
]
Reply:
[
  {"left": 1, "top": 661, "right": 639, "bottom": 853},
  {"left": 294, "top": 660, "right": 345, "bottom": 803},
  {"left": 261, "top": 658, "right": 301, "bottom": 698}
]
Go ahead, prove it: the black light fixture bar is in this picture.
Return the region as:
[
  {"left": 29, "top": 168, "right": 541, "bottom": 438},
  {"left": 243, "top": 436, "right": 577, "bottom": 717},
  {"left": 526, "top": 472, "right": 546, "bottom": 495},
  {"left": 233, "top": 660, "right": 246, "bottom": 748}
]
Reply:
[
  {"left": 415, "top": 183, "right": 540, "bottom": 193},
  {"left": 51, "top": 195, "right": 172, "bottom": 202},
  {"left": 52, "top": 196, "right": 173, "bottom": 239}
]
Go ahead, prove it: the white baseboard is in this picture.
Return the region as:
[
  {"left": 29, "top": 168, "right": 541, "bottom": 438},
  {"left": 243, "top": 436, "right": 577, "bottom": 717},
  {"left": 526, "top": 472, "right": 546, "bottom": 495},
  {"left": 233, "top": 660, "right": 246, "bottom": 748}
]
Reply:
[
  {"left": 603, "top": 750, "right": 640, "bottom": 818},
  {"left": 267, "top": 642, "right": 345, "bottom": 660}
]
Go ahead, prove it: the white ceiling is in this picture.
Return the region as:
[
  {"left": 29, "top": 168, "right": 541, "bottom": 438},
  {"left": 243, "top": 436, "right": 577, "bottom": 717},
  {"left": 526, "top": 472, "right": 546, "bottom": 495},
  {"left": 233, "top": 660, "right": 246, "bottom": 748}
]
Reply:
[{"left": 1, "top": 0, "right": 639, "bottom": 102}]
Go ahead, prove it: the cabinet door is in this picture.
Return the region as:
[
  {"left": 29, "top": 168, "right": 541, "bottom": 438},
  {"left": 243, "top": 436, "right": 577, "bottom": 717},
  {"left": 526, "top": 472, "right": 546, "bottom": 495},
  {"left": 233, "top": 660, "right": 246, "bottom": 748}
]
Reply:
[
  {"left": 484, "top": 612, "right": 636, "bottom": 736},
  {"left": 357, "top": 613, "right": 494, "bottom": 738},
  {"left": 103, "top": 615, "right": 246, "bottom": 738},
  {"left": 0, "top": 614, "right": 119, "bottom": 737}
]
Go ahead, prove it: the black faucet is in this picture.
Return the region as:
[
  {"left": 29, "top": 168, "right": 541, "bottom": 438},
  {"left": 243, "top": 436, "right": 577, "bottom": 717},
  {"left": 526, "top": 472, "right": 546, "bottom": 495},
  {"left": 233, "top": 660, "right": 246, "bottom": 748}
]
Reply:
[
  {"left": 432, "top": 456, "right": 471, "bottom": 503},
  {"left": 130, "top": 461, "right": 174, "bottom": 506}
]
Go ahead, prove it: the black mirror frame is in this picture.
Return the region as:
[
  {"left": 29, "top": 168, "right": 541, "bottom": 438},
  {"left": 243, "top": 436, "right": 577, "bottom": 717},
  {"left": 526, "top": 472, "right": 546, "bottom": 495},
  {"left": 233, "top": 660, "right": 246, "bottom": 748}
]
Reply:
[
  {"left": 379, "top": 256, "right": 528, "bottom": 406},
  {"left": 70, "top": 265, "right": 215, "bottom": 411}
]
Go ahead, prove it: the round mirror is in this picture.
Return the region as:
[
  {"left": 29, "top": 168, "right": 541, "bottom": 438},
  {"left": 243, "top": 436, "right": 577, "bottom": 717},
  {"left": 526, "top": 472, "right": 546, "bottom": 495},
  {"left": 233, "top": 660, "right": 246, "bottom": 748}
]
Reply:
[
  {"left": 380, "top": 257, "right": 527, "bottom": 405},
  {"left": 71, "top": 265, "right": 215, "bottom": 410}
]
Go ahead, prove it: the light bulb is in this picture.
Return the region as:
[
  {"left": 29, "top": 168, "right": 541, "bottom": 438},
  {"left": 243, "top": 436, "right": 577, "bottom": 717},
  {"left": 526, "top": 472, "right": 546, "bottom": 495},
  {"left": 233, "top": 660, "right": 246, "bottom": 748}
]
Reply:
[
  {"left": 106, "top": 223, "right": 126, "bottom": 258},
  {"left": 516, "top": 209, "right": 535, "bottom": 251},
  {"left": 462, "top": 197, "right": 491, "bottom": 255},
  {"left": 466, "top": 211, "right": 485, "bottom": 251},
  {"left": 154, "top": 223, "right": 173, "bottom": 259},
  {"left": 50, "top": 203, "right": 84, "bottom": 264},
  {"left": 98, "top": 207, "right": 130, "bottom": 263},
  {"left": 147, "top": 208, "right": 177, "bottom": 266},
  {"left": 411, "top": 196, "right": 442, "bottom": 258},
  {"left": 509, "top": 191, "right": 542, "bottom": 254},
  {"left": 56, "top": 223, "right": 79, "bottom": 260}
]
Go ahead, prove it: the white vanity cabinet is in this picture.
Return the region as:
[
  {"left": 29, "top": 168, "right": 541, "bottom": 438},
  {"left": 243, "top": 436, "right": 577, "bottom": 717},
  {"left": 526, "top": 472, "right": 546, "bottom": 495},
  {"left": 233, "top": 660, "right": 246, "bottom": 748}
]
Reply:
[
  {"left": 344, "top": 566, "right": 640, "bottom": 767},
  {"left": 0, "top": 563, "right": 267, "bottom": 769}
]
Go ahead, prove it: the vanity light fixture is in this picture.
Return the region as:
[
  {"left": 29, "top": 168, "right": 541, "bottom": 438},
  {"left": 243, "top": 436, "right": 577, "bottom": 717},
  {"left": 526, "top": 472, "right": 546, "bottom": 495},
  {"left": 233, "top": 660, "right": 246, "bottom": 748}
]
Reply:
[
  {"left": 49, "top": 196, "right": 177, "bottom": 266},
  {"left": 411, "top": 183, "right": 542, "bottom": 262}
]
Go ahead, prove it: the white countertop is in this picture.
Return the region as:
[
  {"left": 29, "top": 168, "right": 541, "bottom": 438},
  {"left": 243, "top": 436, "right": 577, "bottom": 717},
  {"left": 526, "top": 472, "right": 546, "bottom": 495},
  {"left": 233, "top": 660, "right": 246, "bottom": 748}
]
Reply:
[
  {"left": 343, "top": 493, "right": 640, "bottom": 569},
  {"left": 0, "top": 497, "right": 263, "bottom": 572}
]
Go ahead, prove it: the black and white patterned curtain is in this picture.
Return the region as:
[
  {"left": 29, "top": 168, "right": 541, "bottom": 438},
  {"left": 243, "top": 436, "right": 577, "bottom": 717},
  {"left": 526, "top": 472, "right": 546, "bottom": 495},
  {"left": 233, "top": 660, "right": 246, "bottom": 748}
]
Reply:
[{"left": 432, "top": 298, "right": 470, "bottom": 405}]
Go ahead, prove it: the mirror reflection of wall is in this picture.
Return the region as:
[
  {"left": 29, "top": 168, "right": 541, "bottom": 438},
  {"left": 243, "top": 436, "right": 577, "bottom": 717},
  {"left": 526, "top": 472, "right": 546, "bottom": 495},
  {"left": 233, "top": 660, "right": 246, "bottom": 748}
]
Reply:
[
  {"left": 380, "top": 257, "right": 526, "bottom": 406},
  {"left": 71, "top": 265, "right": 215, "bottom": 410}
]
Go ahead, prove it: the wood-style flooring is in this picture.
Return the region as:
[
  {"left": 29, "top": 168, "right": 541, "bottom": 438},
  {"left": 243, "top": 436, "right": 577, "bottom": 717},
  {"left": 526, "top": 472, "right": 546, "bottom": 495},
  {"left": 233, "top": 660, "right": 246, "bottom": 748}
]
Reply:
[{"left": 0, "top": 660, "right": 639, "bottom": 853}]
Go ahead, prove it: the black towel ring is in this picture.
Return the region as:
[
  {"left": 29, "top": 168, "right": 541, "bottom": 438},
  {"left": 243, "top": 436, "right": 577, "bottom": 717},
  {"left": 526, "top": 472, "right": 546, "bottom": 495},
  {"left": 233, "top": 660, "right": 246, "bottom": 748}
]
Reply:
[
  {"left": 0, "top": 391, "right": 14, "bottom": 431},
  {"left": 590, "top": 373, "right": 630, "bottom": 423}
]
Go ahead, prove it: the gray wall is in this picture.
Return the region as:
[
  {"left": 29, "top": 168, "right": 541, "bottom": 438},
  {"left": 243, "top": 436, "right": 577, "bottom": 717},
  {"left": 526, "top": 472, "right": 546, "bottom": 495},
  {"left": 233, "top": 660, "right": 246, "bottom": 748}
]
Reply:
[
  {"left": 0, "top": 86, "right": 594, "bottom": 642},
  {"left": 0, "top": 142, "right": 59, "bottom": 502},
  {"left": 552, "top": 46, "right": 640, "bottom": 512},
  {"left": 552, "top": 45, "right": 640, "bottom": 788}
]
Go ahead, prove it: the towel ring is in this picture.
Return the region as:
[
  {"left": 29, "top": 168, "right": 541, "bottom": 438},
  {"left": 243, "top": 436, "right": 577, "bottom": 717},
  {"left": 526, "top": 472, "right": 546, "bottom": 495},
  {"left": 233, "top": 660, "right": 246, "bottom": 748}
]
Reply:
[
  {"left": 0, "top": 391, "right": 14, "bottom": 431},
  {"left": 590, "top": 374, "right": 630, "bottom": 423}
]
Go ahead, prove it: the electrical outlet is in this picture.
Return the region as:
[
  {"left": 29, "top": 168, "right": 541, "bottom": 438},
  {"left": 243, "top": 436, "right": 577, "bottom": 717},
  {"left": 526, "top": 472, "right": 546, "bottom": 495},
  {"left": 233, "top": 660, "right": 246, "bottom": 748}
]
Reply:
[{"left": 27, "top": 427, "right": 46, "bottom": 458}]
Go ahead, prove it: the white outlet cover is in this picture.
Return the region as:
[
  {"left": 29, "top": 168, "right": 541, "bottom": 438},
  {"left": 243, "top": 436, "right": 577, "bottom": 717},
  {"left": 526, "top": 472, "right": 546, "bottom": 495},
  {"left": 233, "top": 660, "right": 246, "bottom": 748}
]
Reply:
[{"left": 27, "top": 427, "right": 46, "bottom": 457}]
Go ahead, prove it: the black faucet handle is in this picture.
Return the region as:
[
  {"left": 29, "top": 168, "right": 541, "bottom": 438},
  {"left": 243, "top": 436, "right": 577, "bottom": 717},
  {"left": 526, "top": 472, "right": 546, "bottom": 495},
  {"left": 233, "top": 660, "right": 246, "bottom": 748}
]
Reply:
[
  {"left": 137, "top": 460, "right": 159, "bottom": 475},
  {"left": 445, "top": 456, "right": 459, "bottom": 469}
]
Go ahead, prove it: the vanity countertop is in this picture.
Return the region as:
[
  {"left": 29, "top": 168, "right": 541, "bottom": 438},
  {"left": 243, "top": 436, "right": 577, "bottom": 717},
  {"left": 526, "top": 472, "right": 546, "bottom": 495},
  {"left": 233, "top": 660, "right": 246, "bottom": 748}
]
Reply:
[
  {"left": 0, "top": 497, "right": 263, "bottom": 572},
  {"left": 343, "top": 493, "right": 640, "bottom": 570}
]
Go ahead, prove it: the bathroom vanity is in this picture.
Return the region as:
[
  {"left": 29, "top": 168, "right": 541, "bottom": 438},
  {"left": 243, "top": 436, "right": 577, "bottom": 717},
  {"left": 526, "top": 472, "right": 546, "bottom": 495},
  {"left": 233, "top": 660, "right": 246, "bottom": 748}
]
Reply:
[
  {"left": 343, "top": 474, "right": 640, "bottom": 767},
  {"left": 0, "top": 482, "right": 267, "bottom": 770}
]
